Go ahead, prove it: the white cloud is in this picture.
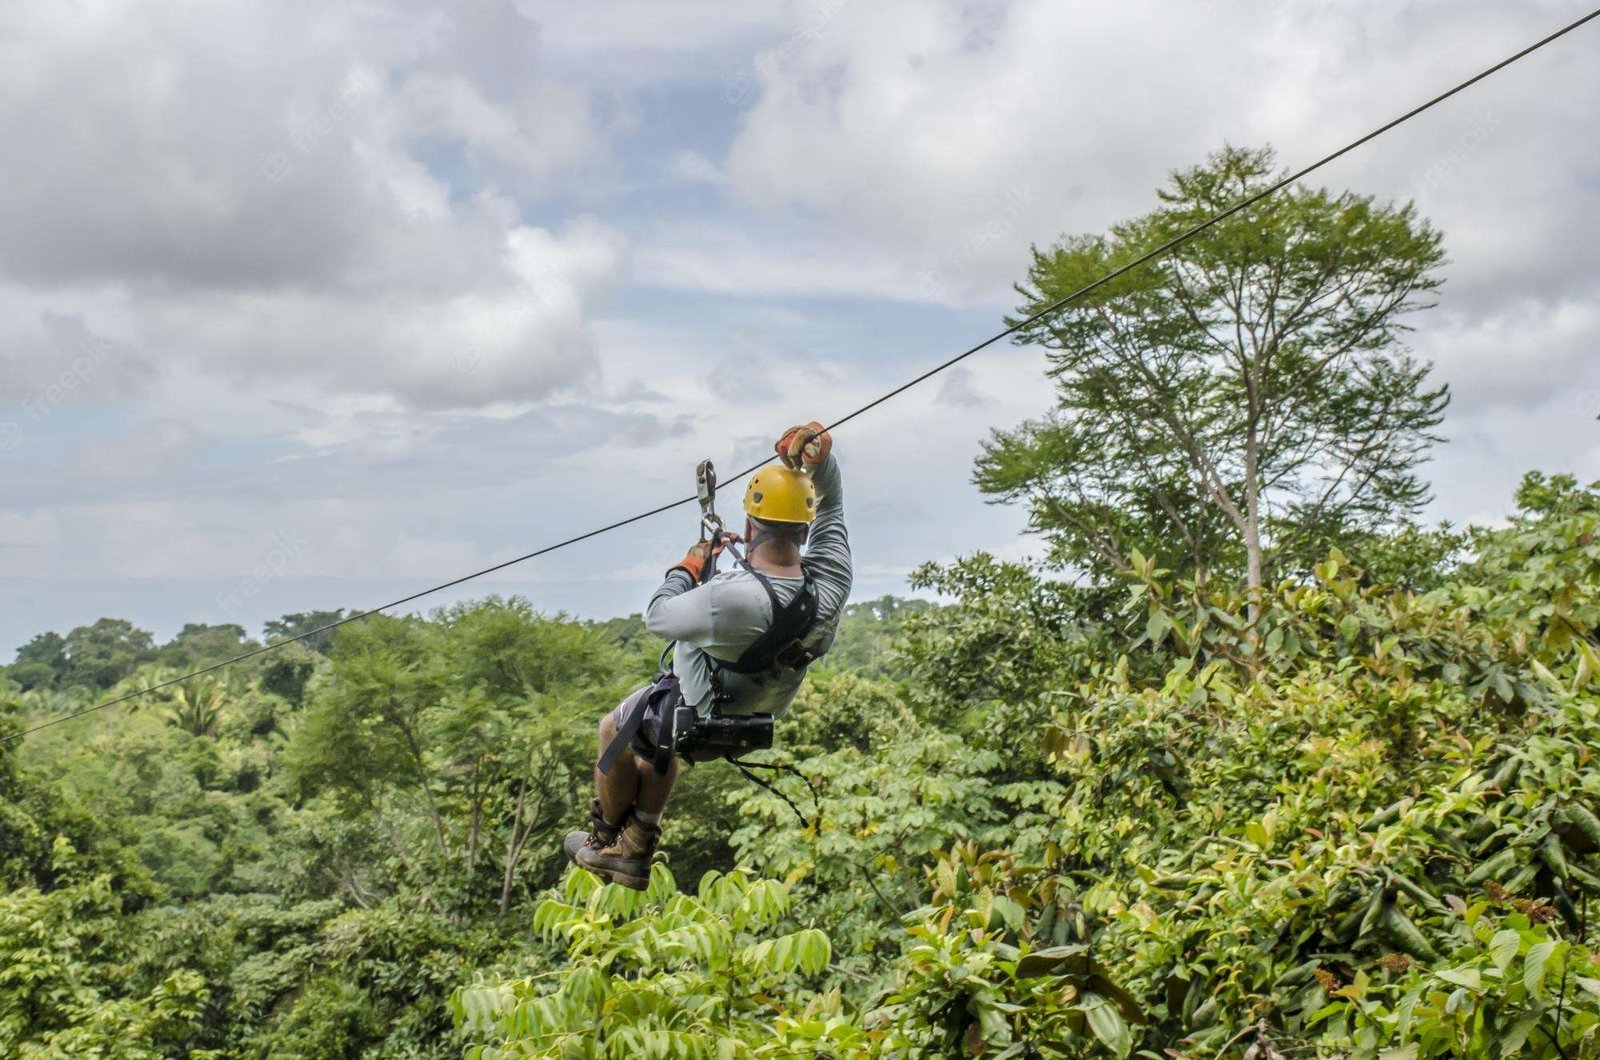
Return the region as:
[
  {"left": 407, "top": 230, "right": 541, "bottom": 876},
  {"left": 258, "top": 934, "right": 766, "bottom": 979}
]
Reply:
[
  {"left": 510, "top": 0, "right": 789, "bottom": 82},
  {"left": 1417, "top": 294, "right": 1600, "bottom": 416},
  {"left": 0, "top": 312, "right": 159, "bottom": 405},
  {"left": 0, "top": 0, "right": 627, "bottom": 409},
  {"left": 0, "top": 511, "right": 59, "bottom": 578},
  {"left": 68, "top": 420, "right": 199, "bottom": 482},
  {"left": 665, "top": 149, "right": 727, "bottom": 186},
  {"left": 936, "top": 366, "right": 992, "bottom": 409},
  {"left": 632, "top": 220, "right": 941, "bottom": 303},
  {"left": 722, "top": 0, "right": 1600, "bottom": 381},
  {"left": 140, "top": 215, "right": 629, "bottom": 408}
]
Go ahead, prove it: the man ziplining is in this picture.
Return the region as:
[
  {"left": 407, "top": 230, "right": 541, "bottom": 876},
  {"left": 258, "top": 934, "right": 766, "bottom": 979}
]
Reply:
[{"left": 563, "top": 422, "right": 852, "bottom": 889}]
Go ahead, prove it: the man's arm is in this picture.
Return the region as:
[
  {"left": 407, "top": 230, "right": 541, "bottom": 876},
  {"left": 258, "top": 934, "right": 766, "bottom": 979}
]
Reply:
[
  {"left": 644, "top": 569, "right": 717, "bottom": 644},
  {"left": 803, "top": 453, "right": 853, "bottom": 618}
]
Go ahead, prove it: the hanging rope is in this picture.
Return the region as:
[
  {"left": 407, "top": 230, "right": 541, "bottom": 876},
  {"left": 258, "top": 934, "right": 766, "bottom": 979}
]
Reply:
[{"left": 730, "top": 757, "right": 824, "bottom": 832}]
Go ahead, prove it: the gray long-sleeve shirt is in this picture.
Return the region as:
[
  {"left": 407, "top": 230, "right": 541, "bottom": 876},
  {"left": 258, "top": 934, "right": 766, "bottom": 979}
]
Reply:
[{"left": 644, "top": 454, "right": 852, "bottom": 716}]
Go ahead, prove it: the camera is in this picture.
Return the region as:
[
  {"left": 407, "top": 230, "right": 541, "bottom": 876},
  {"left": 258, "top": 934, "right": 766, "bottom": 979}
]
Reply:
[{"left": 675, "top": 710, "right": 775, "bottom": 762}]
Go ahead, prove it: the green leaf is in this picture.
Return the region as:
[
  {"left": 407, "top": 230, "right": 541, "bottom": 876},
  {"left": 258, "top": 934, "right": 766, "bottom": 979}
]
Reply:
[
  {"left": 1245, "top": 818, "right": 1271, "bottom": 848},
  {"left": 1523, "top": 940, "right": 1557, "bottom": 998},
  {"left": 1145, "top": 610, "right": 1171, "bottom": 646},
  {"left": 1488, "top": 929, "right": 1520, "bottom": 974},
  {"left": 1015, "top": 944, "right": 1091, "bottom": 979},
  {"left": 992, "top": 896, "right": 1026, "bottom": 934},
  {"left": 1079, "top": 993, "right": 1133, "bottom": 1058},
  {"left": 1435, "top": 967, "right": 1482, "bottom": 991},
  {"left": 1499, "top": 1013, "right": 1540, "bottom": 1056}
]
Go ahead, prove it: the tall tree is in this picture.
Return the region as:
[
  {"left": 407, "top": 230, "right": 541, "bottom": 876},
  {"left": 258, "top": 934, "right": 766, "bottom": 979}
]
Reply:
[
  {"left": 59, "top": 618, "right": 157, "bottom": 690},
  {"left": 284, "top": 598, "right": 622, "bottom": 913},
  {"left": 10, "top": 631, "right": 67, "bottom": 690},
  {"left": 979, "top": 146, "right": 1448, "bottom": 611},
  {"left": 159, "top": 623, "right": 254, "bottom": 669},
  {"left": 264, "top": 611, "right": 348, "bottom": 655}
]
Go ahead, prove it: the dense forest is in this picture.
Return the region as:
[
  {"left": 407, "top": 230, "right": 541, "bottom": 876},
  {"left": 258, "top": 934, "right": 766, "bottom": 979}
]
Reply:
[
  {"left": 4, "top": 475, "right": 1600, "bottom": 1057},
  {"left": 6, "top": 150, "right": 1600, "bottom": 1057}
]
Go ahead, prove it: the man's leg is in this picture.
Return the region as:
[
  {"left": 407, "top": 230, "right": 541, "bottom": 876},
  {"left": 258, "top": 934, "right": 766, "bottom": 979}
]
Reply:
[
  {"left": 563, "top": 704, "right": 636, "bottom": 863},
  {"left": 570, "top": 707, "right": 675, "bottom": 891},
  {"left": 632, "top": 750, "right": 678, "bottom": 819}
]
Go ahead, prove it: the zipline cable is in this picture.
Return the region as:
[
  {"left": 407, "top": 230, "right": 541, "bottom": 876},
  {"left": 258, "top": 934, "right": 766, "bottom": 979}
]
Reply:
[{"left": 6, "top": 5, "right": 1596, "bottom": 744}]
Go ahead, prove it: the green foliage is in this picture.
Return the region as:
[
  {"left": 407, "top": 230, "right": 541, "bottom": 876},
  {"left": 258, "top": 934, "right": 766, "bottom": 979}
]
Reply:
[
  {"left": 6, "top": 468, "right": 1599, "bottom": 1059},
  {"left": 865, "top": 473, "right": 1600, "bottom": 1056},
  {"left": 1314, "top": 902, "right": 1600, "bottom": 1057},
  {"left": 10, "top": 632, "right": 67, "bottom": 691},
  {"left": 263, "top": 609, "right": 349, "bottom": 654},
  {"left": 454, "top": 867, "right": 840, "bottom": 1057},
  {"left": 1, "top": 594, "right": 636, "bottom": 1056},
  {"left": 158, "top": 623, "right": 256, "bottom": 670},
  {"left": 285, "top": 597, "right": 628, "bottom": 912},
  {"left": 729, "top": 700, "right": 1066, "bottom": 978},
  {"left": 815, "top": 595, "right": 934, "bottom": 680}
]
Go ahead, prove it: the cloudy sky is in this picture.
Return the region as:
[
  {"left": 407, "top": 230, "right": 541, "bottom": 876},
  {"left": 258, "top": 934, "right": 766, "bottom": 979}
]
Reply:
[{"left": 2, "top": 0, "right": 1597, "bottom": 655}]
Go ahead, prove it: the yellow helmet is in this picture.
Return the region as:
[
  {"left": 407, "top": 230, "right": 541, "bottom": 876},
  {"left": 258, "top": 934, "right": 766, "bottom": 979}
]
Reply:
[{"left": 743, "top": 465, "right": 817, "bottom": 524}]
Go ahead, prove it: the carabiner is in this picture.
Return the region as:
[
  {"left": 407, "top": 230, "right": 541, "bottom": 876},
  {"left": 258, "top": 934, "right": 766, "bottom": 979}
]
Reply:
[{"left": 696, "top": 460, "right": 723, "bottom": 542}]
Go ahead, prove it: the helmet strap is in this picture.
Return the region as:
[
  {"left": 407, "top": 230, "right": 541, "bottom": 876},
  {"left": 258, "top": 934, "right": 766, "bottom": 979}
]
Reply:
[
  {"left": 746, "top": 519, "right": 778, "bottom": 555},
  {"left": 745, "top": 518, "right": 806, "bottom": 559}
]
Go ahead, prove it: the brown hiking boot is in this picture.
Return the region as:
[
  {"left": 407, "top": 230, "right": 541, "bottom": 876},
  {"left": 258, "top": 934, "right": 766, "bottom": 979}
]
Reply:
[
  {"left": 562, "top": 799, "right": 623, "bottom": 864},
  {"left": 573, "top": 815, "right": 660, "bottom": 891}
]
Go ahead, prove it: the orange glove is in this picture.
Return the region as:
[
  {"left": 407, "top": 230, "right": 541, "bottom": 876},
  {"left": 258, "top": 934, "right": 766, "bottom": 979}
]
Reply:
[
  {"left": 669, "top": 540, "right": 713, "bottom": 583},
  {"left": 775, "top": 421, "right": 832, "bottom": 468}
]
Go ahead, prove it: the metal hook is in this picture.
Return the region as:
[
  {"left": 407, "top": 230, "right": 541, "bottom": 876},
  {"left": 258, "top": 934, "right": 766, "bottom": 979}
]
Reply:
[{"left": 696, "top": 460, "right": 723, "bottom": 541}]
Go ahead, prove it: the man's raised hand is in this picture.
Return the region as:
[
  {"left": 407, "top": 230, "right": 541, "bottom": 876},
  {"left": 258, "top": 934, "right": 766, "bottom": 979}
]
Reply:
[{"left": 775, "top": 421, "right": 832, "bottom": 469}]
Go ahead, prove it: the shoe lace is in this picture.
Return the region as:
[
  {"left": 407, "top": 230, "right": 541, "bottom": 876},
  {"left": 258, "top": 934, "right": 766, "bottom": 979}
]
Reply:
[{"left": 584, "top": 824, "right": 620, "bottom": 850}]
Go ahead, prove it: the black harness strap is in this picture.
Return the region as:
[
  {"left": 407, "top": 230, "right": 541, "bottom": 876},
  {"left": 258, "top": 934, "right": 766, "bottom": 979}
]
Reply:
[
  {"left": 599, "top": 541, "right": 821, "bottom": 777},
  {"left": 597, "top": 683, "right": 654, "bottom": 774},
  {"left": 599, "top": 670, "right": 688, "bottom": 777},
  {"left": 713, "top": 542, "right": 819, "bottom": 679}
]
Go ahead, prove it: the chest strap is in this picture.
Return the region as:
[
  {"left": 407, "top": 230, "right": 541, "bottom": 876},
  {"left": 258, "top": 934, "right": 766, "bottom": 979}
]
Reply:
[{"left": 713, "top": 543, "right": 819, "bottom": 677}]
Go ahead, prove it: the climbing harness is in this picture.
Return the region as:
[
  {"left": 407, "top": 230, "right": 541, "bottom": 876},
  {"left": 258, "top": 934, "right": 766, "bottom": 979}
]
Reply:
[{"left": 596, "top": 674, "right": 816, "bottom": 828}]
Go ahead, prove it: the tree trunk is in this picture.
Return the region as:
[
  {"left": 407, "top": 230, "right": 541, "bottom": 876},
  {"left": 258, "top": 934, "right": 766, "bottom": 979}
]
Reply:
[
  {"left": 1244, "top": 423, "right": 1264, "bottom": 624},
  {"left": 499, "top": 777, "right": 529, "bottom": 915},
  {"left": 390, "top": 709, "right": 451, "bottom": 862},
  {"left": 466, "top": 763, "right": 482, "bottom": 872}
]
